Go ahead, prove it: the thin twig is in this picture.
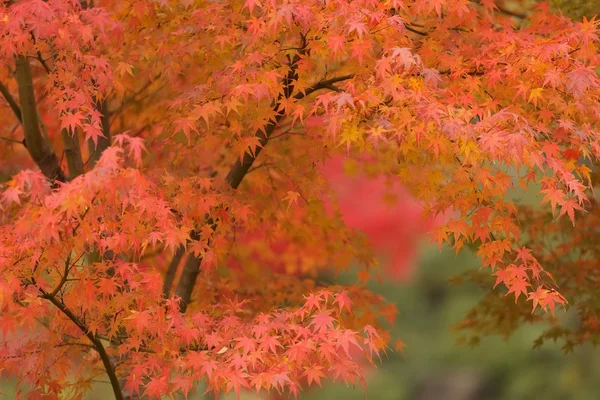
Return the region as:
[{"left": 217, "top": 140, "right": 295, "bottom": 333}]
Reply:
[
  {"left": 0, "top": 81, "right": 22, "bottom": 122},
  {"left": 0, "top": 136, "right": 23, "bottom": 145}
]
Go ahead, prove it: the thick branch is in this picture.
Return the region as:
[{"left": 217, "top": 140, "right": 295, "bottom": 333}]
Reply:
[
  {"left": 405, "top": 24, "right": 428, "bottom": 36},
  {"left": 62, "top": 128, "right": 85, "bottom": 179},
  {"left": 173, "top": 66, "right": 355, "bottom": 311},
  {"left": 174, "top": 253, "right": 201, "bottom": 312},
  {"left": 225, "top": 74, "right": 353, "bottom": 189},
  {"left": 14, "top": 55, "right": 66, "bottom": 183},
  {"left": 46, "top": 253, "right": 72, "bottom": 299},
  {"left": 294, "top": 74, "right": 354, "bottom": 99},
  {"left": 225, "top": 111, "right": 287, "bottom": 189},
  {"left": 162, "top": 245, "right": 184, "bottom": 297}
]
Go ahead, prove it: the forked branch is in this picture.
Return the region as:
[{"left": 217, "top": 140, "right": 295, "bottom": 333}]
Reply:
[
  {"left": 14, "top": 55, "right": 66, "bottom": 183},
  {"left": 40, "top": 290, "right": 124, "bottom": 400}
]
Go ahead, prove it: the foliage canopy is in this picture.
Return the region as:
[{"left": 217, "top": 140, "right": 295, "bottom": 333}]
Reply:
[{"left": 1, "top": 0, "right": 600, "bottom": 399}]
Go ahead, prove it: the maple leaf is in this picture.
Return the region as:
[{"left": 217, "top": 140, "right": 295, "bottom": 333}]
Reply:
[
  {"left": 541, "top": 187, "right": 565, "bottom": 215},
  {"left": 506, "top": 277, "right": 531, "bottom": 303},
  {"left": 115, "top": 62, "right": 134, "bottom": 77},
  {"left": 225, "top": 369, "right": 251, "bottom": 398},
  {"left": 60, "top": 111, "right": 85, "bottom": 134},
  {"left": 282, "top": 191, "right": 300, "bottom": 209},
  {"left": 143, "top": 376, "right": 168, "bottom": 399},
  {"left": 347, "top": 20, "right": 368, "bottom": 38},
  {"left": 542, "top": 291, "right": 567, "bottom": 316},
  {"left": 558, "top": 198, "right": 583, "bottom": 225},
  {"left": 310, "top": 312, "right": 335, "bottom": 333},
  {"left": 493, "top": 268, "right": 512, "bottom": 289},
  {"left": 328, "top": 34, "right": 347, "bottom": 57},
  {"left": 334, "top": 291, "right": 352, "bottom": 314},
  {"left": 337, "top": 329, "right": 361, "bottom": 356},
  {"left": 304, "top": 365, "right": 326, "bottom": 387},
  {"left": 480, "top": 0, "right": 498, "bottom": 12},
  {"left": 527, "top": 286, "right": 548, "bottom": 312},
  {"left": 394, "top": 339, "right": 406, "bottom": 353},
  {"left": 192, "top": 101, "right": 222, "bottom": 129},
  {"left": 173, "top": 118, "right": 198, "bottom": 143},
  {"left": 528, "top": 88, "right": 544, "bottom": 107},
  {"left": 2, "top": 187, "right": 22, "bottom": 205},
  {"left": 242, "top": 0, "right": 262, "bottom": 15},
  {"left": 303, "top": 293, "right": 322, "bottom": 312}
]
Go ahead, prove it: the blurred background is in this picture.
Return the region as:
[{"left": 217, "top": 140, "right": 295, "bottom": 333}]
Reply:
[{"left": 302, "top": 244, "right": 600, "bottom": 400}]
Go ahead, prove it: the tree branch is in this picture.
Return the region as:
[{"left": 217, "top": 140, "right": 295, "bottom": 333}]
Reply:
[
  {"left": 172, "top": 63, "right": 355, "bottom": 311},
  {"left": 225, "top": 73, "right": 354, "bottom": 190},
  {"left": 46, "top": 253, "right": 72, "bottom": 299},
  {"left": 0, "top": 135, "right": 23, "bottom": 145},
  {"left": 108, "top": 74, "right": 163, "bottom": 121},
  {"left": 62, "top": 128, "right": 85, "bottom": 179},
  {"left": 162, "top": 245, "right": 184, "bottom": 297},
  {"left": 37, "top": 51, "right": 52, "bottom": 74},
  {"left": 87, "top": 99, "right": 112, "bottom": 168},
  {"left": 405, "top": 24, "right": 428, "bottom": 36},
  {"left": 14, "top": 55, "right": 66, "bottom": 183},
  {"left": 0, "top": 81, "right": 22, "bottom": 123},
  {"left": 174, "top": 254, "right": 201, "bottom": 312},
  {"left": 40, "top": 291, "right": 124, "bottom": 400},
  {"left": 78, "top": 0, "right": 110, "bottom": 172},
  {"left": 294, "top": 74, "right": 355, "bottom": 99},
  {"left": 496, "top": 4, "right": 527, "bottom": 19}
]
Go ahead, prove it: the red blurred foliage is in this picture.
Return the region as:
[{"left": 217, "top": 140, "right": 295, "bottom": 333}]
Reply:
[
  {"left": 321, "top": 156, "right": 440, "bottom": 281},
  {"left": 228, "top": 155, "right": 440, "bottom": 282}
]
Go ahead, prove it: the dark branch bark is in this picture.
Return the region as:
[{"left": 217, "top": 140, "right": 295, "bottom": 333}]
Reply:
[
  {"left": 172, "top": 53, "right": 303, "bottom": 311},
  {"left": 88, "top": 100, "right": 112, "bottom": 168},
  {"left": 225, "top": 73, "right": 354, "bottom": 189},
  {"left": 14, "top": 55, "right": 66, "bottom": 183},
  {"left": 162, "top": 245, "right": 184, "bottom": 297},
  {"left": 293, "top": 74, "right": 354, "bottom": 99},
  {"left": 172, "top": 57, "right": 354, "bottom": 312},
  {"left": 174, "top": 229, "right": 211, "bottom": 313},
  {"left": 80, "top": 0, "right": 94, "bottom": 10},
  {"left": 174, "top": 253, "right": 201, "bottom": 313},
  {"left": 61, "top": 128, "right": 85, "bottom": 179},
  {"left": 40, "top": 291, "right": 124, "bottom": 400},
  {"left": 225, "top": 110, "right": 287, "bottom": 190}
]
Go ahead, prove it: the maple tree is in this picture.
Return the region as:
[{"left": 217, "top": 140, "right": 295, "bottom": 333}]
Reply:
[{"left": 1, "top": 0, "right": 600, "bottom": 398}]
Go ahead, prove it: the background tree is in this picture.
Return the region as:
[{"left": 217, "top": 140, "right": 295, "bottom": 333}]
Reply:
[{"left": 0, "top": 0, "right": 599, "bottom": 399}]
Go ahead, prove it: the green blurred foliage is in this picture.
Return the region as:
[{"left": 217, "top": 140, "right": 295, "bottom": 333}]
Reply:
[
  {"left": 500, "top": 0, "right": 600, "bottom": 21},
  {"left": 550, "top": 0, "right": 600, "bottom": 20},
  {"left": 301, "top": 244, "right": 600, "bottom": 400}
]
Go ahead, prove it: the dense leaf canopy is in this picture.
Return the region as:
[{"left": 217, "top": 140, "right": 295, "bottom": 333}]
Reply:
[{"left": 1, "top": 0, "right": 600, "bottom": 399}]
